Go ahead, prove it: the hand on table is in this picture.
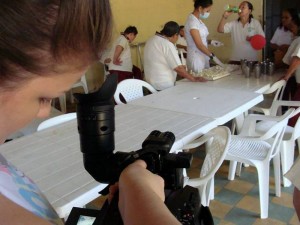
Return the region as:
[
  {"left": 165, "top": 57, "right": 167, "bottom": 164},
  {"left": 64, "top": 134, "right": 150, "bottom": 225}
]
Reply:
[
  {"left": 212, "top": 55, "right": 225, "bottom": 67},
  {"left": 193, "top": 76, "right": 207, "bottom": 82}
]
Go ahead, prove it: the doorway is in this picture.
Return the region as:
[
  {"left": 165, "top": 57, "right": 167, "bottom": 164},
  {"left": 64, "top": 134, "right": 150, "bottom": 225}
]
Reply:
[{"left": 263, "top": 0, "right": 300, "bottom": 60}]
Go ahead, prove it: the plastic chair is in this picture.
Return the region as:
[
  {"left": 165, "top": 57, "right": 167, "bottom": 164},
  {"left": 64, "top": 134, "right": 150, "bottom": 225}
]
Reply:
[
  {"left": 178, "top": 49, "right": 187, "bottom": 66},
  {"left": 114, "top": 79, "right": 157, "bottom": 104},
  {"left": 251, "top": 79, "right": 286, "bottom": 115},
  {"left": 184, "top": 126, "right": 231, "bottom": 207},
  {"left": 225, "top": 108, "right": 294, "bottom": 219},
  {"left": 255, "top": 100, "right": 300, "bottom": 187},
  {"left": 37, "top": 113, "right": 77, "bottom": 131}
]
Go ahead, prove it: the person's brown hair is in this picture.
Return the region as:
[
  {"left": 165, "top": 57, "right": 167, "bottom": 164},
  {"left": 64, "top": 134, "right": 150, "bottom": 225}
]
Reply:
[{"left": 0, "top": 0, "right": 112, "bottom": 89}]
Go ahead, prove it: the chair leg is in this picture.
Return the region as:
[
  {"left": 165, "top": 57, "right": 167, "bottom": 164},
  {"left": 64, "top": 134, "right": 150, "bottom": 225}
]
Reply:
[
  {"left": 257, "top": 162, "right": 270, "bottom": 219},
  {"left": 281, "top": 141, "right": 294, "bottom": 187},
  {"left": 228, "top": 161, "right": 237, "bottom": 180},
  {"left": 273, "top": 154, "right": 281, "bottom": 197}
]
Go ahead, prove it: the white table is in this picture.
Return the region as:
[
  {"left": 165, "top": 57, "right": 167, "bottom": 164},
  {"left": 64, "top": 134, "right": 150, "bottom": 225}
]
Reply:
[
  {"left": 0, "top": 104, "right": 215, "bottom": 218},
  {"left": 130, "top": 82, "right": 263, "bottom": 125},
  {"left": 178, "top": 69, "right": 283, "bottom": 94}
]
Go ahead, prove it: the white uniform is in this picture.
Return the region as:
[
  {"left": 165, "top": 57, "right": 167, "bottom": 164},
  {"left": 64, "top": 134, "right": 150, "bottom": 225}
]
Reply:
[
  {"left": 270, "top": 27, "right": 294, "bottom": 46},
  {"left": 223, "top": 18, "right": 265, "bottom": 61},
  {"left": 109, "top": 35, "right": 132, "bottom": 72},
  {"left": 144, "top": 34, "right": 182, "bottom": 91},
  {"left": 0, "top": 154, "right": 63, "bottom": 224},
  {"left": 283, "top": 36, "right": 300, "bottom": 83},
  {"left": 185, "top": 14, "right": 210, "bottom": 73}
]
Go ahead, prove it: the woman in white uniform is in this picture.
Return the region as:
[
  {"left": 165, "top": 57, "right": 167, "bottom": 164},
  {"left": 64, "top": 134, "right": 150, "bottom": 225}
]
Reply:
[
  {"left": 217, "top": 1, "right": 265, "bottom": 64},
  {"left": 184, "top": 0, "right": 223, "bottom": 73}
]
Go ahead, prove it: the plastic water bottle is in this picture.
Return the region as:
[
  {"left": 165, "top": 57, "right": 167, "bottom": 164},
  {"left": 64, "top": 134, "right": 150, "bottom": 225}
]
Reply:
[{"left": 224, "top": 4, "right": 241, "bottom": 13}]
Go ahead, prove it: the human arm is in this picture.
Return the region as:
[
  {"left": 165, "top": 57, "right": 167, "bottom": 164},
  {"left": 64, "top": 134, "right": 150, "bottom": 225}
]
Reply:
[
  {"left": 118, "top": 160, "right": 181, "bottom": 225},
  {"left": 190, "top": 29, "right": 212, "bottom": 57},
  {"left": 217, "top": 11, "right": 232, "bottom": 33},
  {"left": 112, "top": 45, "right": 124, "bottom": 65},
  {"left": 0, "top": 195, "right": 53, "bottom": 225},
  {"left": 176, "top": 43, "right": 187, "bottom": 51},
  {"left": 271, "top": 44, "right": 290, "bottom": 52},
  {"left": 174, "top": 65, "right": 206, "bottom": 82},
  {"left": 282, "top": 56, "right": 300, "bottom": 81}
]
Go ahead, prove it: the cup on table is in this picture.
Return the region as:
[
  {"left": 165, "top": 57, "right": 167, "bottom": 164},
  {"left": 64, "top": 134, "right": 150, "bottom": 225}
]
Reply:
[
  {"left": 268, "top": 62, "right": 274, "bottom": 76},
  {"left": 244, "top": 66, "right": 251, "bottom": 78},
  {"left": 254, "top": 63, "right": 261, "bottom": 78}
]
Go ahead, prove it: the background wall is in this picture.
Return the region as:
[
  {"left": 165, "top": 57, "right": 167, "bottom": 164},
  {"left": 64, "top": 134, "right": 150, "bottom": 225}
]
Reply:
[{"left": 87, "top": 0, "right": 263, "bottom": 90}]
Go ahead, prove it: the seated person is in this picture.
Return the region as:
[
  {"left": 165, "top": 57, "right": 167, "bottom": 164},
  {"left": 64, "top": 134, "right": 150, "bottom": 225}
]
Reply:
[
  {"left": 144, "top": 21, "right": 206, "bottom": 91},
  {"left": 109, "top": 26, "right": 142, "bottom": 82}
]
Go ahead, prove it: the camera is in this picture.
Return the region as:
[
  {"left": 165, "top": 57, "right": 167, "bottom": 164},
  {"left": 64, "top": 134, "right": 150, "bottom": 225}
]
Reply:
[{"left": 72, "top": 74, "right": 207, "bottom": 225}]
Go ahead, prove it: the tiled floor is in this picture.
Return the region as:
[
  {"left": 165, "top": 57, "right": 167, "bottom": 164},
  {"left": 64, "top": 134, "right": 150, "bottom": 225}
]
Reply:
[
  {"left": 86, "top": 145, "right": 299, "bottom": 225},
  {"left": 188, "top": 147, "right": 299, "bottom": 225}
]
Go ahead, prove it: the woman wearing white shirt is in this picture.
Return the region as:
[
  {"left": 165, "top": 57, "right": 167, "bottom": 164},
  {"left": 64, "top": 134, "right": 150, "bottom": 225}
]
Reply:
[
  {"left": 271, "top": 8, "right": 300, "bottom": 68},
  {"left": 217, "top": 1, "right": 265, "bottom": 64},
  {"left": 184, "top": 0, "right": 223, "bottom": 73}
]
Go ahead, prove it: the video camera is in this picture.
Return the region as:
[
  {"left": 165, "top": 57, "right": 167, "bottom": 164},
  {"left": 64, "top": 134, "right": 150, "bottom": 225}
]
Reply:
[{"left": 71, "top": 74, "right": 207, "bottom": 225}]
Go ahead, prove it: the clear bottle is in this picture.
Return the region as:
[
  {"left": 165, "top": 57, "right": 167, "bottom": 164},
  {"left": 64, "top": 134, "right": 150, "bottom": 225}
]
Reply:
[{"left": 224, "top": 4, "right": 241, "bottom": 13}]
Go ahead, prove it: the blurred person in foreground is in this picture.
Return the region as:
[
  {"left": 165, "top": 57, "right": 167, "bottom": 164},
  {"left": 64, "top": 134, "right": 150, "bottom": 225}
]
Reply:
[{"left": 0, "top": 1, "right": 180, "bottom": 224}]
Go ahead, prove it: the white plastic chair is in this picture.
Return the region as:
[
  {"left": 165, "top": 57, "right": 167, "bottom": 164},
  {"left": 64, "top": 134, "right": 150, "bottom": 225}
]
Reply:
[
  {"left": 178, "top": 49, "right": 187, "bottom": 66},
  {"left": 114, "top": 79, "right": 157, "bottom": 104},
  {"left": 255, "top": 100, "right": 300, "bottom": 187},
  {"left": 37, "top": 113, "right": 77, "bottom": 131},
  {"left": 251, "top": 79, "right": 286, "bottom": 115},
  {"left": 184, "top": 126, "right": 231, "bottom": 207},
  {"left": 225, "top": 108, "right": 294, "bottom": 219}
]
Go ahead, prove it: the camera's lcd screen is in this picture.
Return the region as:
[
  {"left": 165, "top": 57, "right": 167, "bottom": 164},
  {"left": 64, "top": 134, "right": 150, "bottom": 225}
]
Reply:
[
  {"left": 65, "top": 207, "right": 99, "bottom": 225},
  {"left": 76, "top": 215, "right": 96, "bottom": 225}
]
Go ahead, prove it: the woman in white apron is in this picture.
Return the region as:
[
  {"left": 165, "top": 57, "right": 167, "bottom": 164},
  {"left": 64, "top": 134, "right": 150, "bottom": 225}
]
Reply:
[{"left": 185, "top": 0, "right": 223, "bottom": 73}]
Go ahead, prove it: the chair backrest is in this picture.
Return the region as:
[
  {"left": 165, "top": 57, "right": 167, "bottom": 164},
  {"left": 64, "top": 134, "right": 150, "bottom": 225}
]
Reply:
[
  {"left": 199, "top": 126, "right": 231, "bottom": 179},
  {"left": 186, "top": 126, "right": 231, "bottom": 206},
  {"left": 37, "top": 113, "right": 77, "bottom": 131},
  {"left": 269, "top": 100, "right": 300, "bottom": 141},
  {"left": 114, "top": 79, "right": 157, "bottom": 104},
  {"left": 264, "top": 79, "right": 286, "bottom": 101},
  {"left": 261, "top": 108, "right": 294, "bottom": 159}
]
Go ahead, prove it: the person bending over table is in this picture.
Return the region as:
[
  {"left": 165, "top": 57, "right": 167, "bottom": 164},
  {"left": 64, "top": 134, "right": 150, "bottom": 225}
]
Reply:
[
  {"left": 109, "top": 26, "right": 143, "bottom": 83},
  {"left": 281, "top": 36, "right": 300, "bottom": 221},
  {"left": 144, "top": 21, "right": 206, "bottom": 91},
  {"left": 217, "top": 1, "right": 265, "bottom": 64},
  {"left": 0, "top": 1, "right": 180, "bottom": 225}
]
